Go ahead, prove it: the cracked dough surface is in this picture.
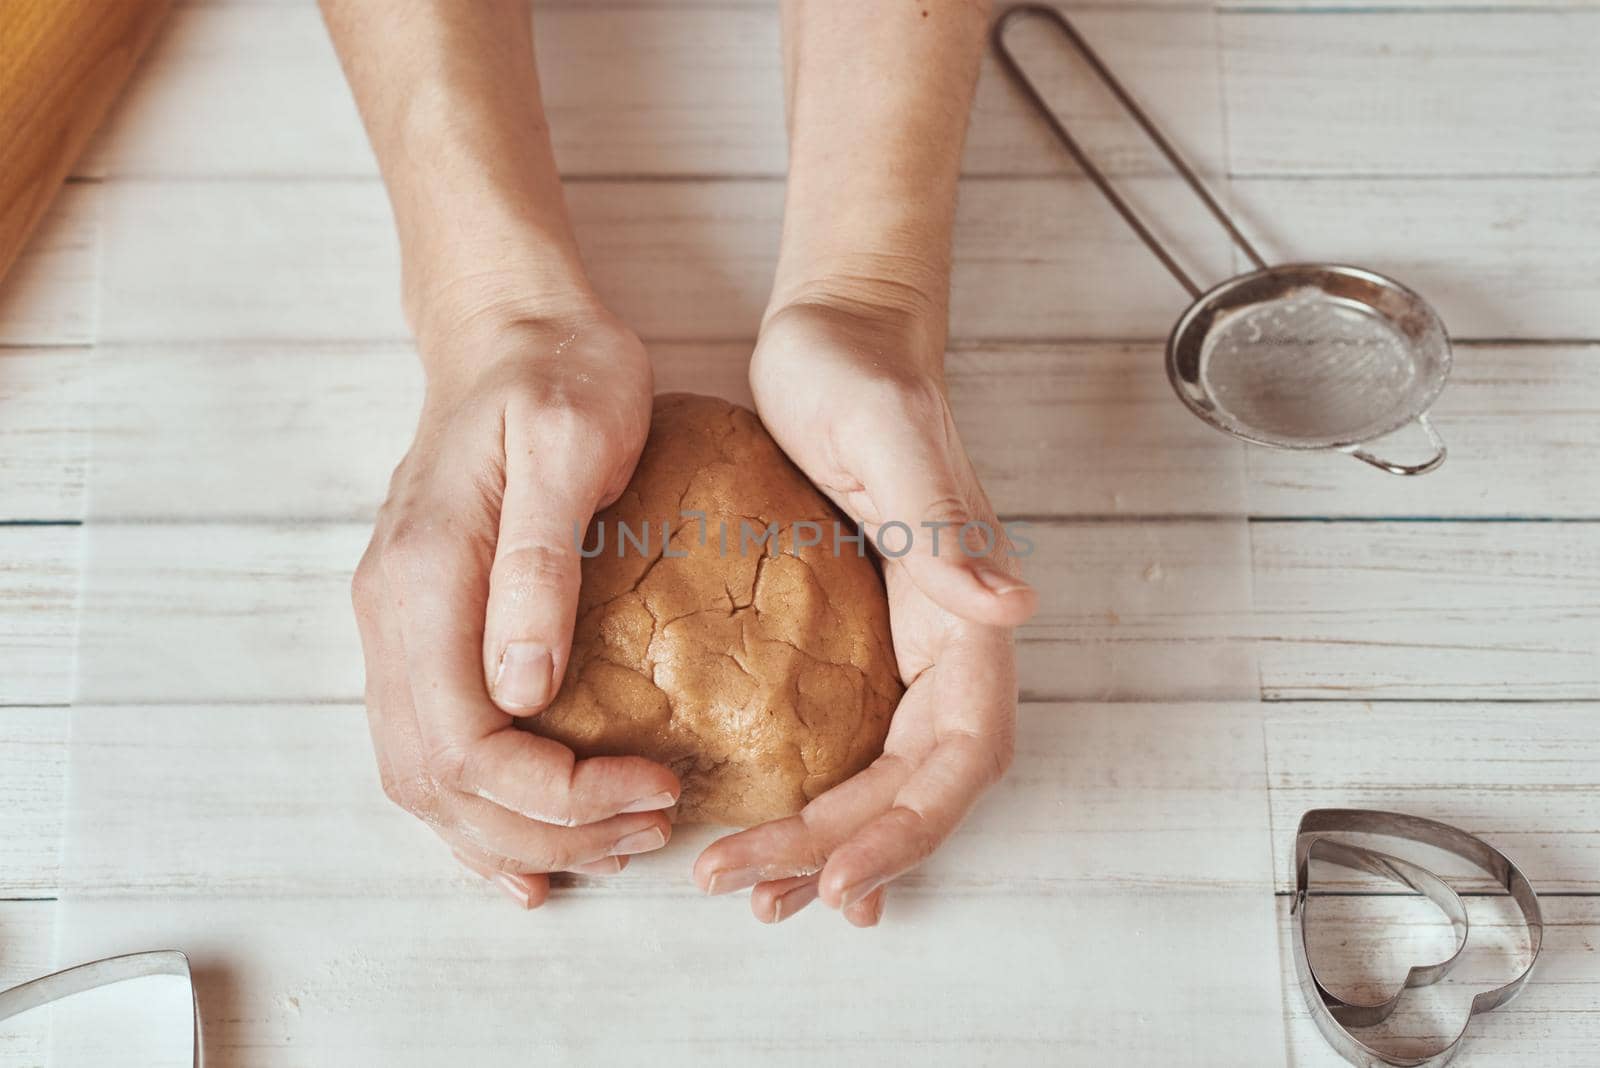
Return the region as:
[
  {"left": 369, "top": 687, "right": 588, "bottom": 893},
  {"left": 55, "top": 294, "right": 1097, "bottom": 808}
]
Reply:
[{"left": 521, "top": 393, "right": 902, "bottom": 827}]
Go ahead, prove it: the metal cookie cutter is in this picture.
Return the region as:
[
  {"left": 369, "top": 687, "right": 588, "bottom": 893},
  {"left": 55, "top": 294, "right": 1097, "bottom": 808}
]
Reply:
[
  {"left": 1293, "top": 810, "right": 1544, "bottom": 1068},
  {"left": 0, "top": 950, "right": 203, "bottom": 1067},
  {"left": 992, "top": 6, "right": 1452, "bottom": 475}
]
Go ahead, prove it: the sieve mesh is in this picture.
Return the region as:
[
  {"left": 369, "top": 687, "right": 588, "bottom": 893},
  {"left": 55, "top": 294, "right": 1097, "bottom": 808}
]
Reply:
[{"left": 1198, "top": 290, "right": 1420, "bottom": 446}]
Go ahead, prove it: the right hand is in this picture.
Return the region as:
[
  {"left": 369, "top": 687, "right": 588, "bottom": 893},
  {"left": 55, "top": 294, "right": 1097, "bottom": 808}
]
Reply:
[{"left": 351, "top": 307, "right": 681, "bottom": 909}]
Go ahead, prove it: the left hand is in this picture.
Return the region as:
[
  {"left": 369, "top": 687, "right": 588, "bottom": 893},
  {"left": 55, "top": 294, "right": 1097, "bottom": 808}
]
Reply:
[{"left": 692, "top": 293, "right": 1037, "bottom": 925}]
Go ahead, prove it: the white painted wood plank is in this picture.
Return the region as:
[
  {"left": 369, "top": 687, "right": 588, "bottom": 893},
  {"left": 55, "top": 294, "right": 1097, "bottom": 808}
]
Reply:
[
  {"left": 75, "top": 522, "right": 366, "bottom": 705},
  {"left": 1251, "top": 522, "right": 1600, "bottom": 700},
  {"left": 59, "top": 702, "right": 1272, "bottom": 895},
  {"left": 50, "top": 696, "right": 1281, "bottom": 1062},
  {"left": 1265, "top": 703, "right": 1600, "bottom": 892},
  {"left": 73, "top": 520, "right": 1258, "bottom": 703},
  {"left": 68, "top": 340, "right": 1600, "bottom": 524},
  {"left": 1245, "top": 344, "right": 1600, "bottom": 518},
  {"left": 0, "top": 709, "right": 66, "bottom": 897},
  {"left": 52, "top": 886, "right": 1286, "bottom": 1067},
  {"left": 0, "top": 526, "right": 80, "bottom": 707},
  {"left": 1222, "top": 13, "right": 1600, "bottom": 176},
  {"left": 1019, "top": 520, "right": 1258, "bottom": 700},
  {"left": 1276, "top": 896, "right": 1600, "bottom": 1067},
  {"left": 101, "top": 176, "right": 1600, "bottom": 346},
  {"left": 0, "top": 184, "right": 99, "bottom": 347},
  {"left": 80, "top": 341, "right": 1246, "bottom": 522},
  {"left": 0, "top": 900, "right": 55, "bottom": 1068},
  {"left": 1229, "top": 177, "right": 1600, "bottom": 340},
  {"left": 82, "top": 4, "right": 1225, "bottom": 179},
  {"left": 97, "top": 179, "right": 407, "bottom": 344},
  {"left": 0, "top": 347, "right": 88, "bottom": 522},
  {"left": 93, "top": 177, "right": 1228, "bottom": 344}
]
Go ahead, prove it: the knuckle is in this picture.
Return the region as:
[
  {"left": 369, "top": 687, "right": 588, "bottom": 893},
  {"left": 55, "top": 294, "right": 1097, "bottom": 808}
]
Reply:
[
  {"left": 919, "top": 494, "right": 972, "bottom": 530},
  {"left": 422, "top": 743, "right": 469, "bottom": 793},
  {"left": 379, "top": 769, "right": 435, "bottom": 814},
  {"left": 988, "top": 735, "right": 1016, "bottom": 782},
  {"left": 892, "top": 806, "right": 942, "bottom": 864},
  {"left": 350, "top": 554, "right": 381, "bottom": 611},
  {"left": 492, "top": 542, "right": 577, "bottom": 596},
  {"left": 483, "top": 852, "right": 528, "bottom": 876},
  {"left": 378, "top": 520, "right": 437, "bottom": 577}
]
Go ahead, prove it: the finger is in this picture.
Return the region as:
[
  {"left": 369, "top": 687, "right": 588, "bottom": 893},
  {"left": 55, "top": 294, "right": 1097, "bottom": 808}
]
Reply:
[
  {"left": 484, "top": 408, "right": 633, "bottom": 715},
  {"left": 443, "top": 801, "right": 672, "bottom": 875},
  {"left": 694, "top": 753, "right": 912, "bottom": 895},
  {"left": 451, "top": 848, "right": 552, "bottom": 910},
  {"left": 751, "top": 875, "right": 820, "bottom": 924},
  {"left": 847, "top": 404, "right": 1036, "bottom": 628},
  {"left": 355, "top": 543, "right": 450, "bottom": 827},
  {"left": 382, "top": 521, "right": 679, "bottom": 823},
  {"left": 842, "top": 885, "right": 887, "bottom": 928},
  {"left": 569, "top": 855, "right": 630, "bottom": 876},
  {"left": 454, "top": 729, "right": 680, "bottom": 827},
  {"left": 819, "top": 731, "right": 1005, "bottom": 911}
]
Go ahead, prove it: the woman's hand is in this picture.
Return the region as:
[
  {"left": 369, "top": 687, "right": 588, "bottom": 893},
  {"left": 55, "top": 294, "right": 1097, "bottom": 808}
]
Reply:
[
  {"left": 352, "top": 307, "right": 681, "bottom": 908},
  {"left": 692, "top": 293, "right": 1036, "bottom": 925}
]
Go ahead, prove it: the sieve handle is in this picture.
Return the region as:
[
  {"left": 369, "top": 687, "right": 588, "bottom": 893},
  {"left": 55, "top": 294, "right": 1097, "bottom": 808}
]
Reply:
[
  {"left": 990, "top": 5, "right": 1267, "bottom": 299},
  {"left": 1348, "top": 413, "right": 1448, "bottom": 476}
]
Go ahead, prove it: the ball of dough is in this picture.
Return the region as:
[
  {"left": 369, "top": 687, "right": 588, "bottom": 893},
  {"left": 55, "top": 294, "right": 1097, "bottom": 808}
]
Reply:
[{"left": 521, "top": 393, "right": 902, "bottom": 827}]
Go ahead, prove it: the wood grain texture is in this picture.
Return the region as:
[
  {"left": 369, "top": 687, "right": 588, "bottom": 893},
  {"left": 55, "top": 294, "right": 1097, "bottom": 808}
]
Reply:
[
  {"left": 1221, "top": 12, "right": 1600, "bottom": 177},
  {"left": 49, "top": 697, "right": 1284, "bottom": 1064},
  {"left": 98, "top": 175, "right": 1600, "bottom": 346},
  {"left": 1266, "top": 703, "right": 1600, "bottom": 893},
  {"left": 0, "top": 708, "right": 66, "bottom": 897},
  {"left": 1250, "top": 522, "right": 1600, "bottom": 700},
  {"left": 0, "top": 524, "right": 78, "bottom": 707},
  {"left": 1276, "top": 896, "right": 1600, "bottom": 1067},
  {"left": 57, "top": 702, "right": 1273, "bottom": 896},
  {"left": 0, "top": 182, "right": 98, "bottom": 347},
  {"left": 1228, "top": 177, "right": 1600, "bottom": 340},
  {"left": 78, "top": 340, "right": 1245, "bottom": 522},
  {"left": 72, "top": 520, "right": 1259, "bottom": 704},
  {"left": 0, "top": 0, "right": 168, "bottom": 286},
  {"left": 77, "top": 4, "right": 1225, "bottom": 179},
  {"left": 1243, "top": 344, "right": 1600, "bottom": 518},
  {"left": 0, "top": 899, "right": 54, "bottom": 1066},
  {"left": 93, "top": 176, "right": 1233, "bottom": 343},
  {"left": 51, "top": 887, "right": 1285, "bottom": 1067},
  {"left": 61, "top": 341, "right": 1600, "bottom": 525},
  {"left": 0, "top": 346, "right": 87, "bottom": 521}
]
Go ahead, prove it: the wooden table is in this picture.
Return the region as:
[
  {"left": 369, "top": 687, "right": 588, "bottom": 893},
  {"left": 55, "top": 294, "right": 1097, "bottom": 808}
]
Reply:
[{"left": 2, "top": 1, "right": 1597, "bottom": 1064}]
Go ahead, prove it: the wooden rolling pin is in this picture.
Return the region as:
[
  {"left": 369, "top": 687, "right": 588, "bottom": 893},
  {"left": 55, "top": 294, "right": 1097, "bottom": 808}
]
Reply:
[{"left": 0, "top": 0, "right": 171, "bottom": 288}]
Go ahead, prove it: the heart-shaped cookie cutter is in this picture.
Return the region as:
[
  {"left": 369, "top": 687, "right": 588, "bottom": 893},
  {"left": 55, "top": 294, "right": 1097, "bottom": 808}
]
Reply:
[
  {"left": 1293, "top": 809, "right": 1543, "bottom": 1067},
  {"left": 0, "top": 950, "right": 202, "bottom": 1066}
]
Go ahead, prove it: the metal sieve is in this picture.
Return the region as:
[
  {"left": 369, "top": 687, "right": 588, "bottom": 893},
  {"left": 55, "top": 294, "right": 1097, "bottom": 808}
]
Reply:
[{"left": 993, "top": 5, "right": 1451, "bottom": 475}]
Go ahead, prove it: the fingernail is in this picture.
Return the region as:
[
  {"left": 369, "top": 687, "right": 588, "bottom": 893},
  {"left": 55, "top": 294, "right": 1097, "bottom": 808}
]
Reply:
[
  {"left": 771, "top": 882, "right": 820, "bottom": 923},
  {"left": 493, "top": 872, "right": 534, "bottom": 909},
  {"left": 620, "top": 791, "right": 677, "bottom": 814},
  {"left": 494, "top": 642, "right": 552, "bottom": 710},
  {"left": 838, "top": 875, "right": 884, "bottom": 910},
  {"left": 610, "top": 826, "right": 667, "bottom": 856},
  {"left": 706, "top": 867, "right": 759, "bottom": 896},
  {"left": 974, "top": 563, "right": 1030, "bottom": 597}
]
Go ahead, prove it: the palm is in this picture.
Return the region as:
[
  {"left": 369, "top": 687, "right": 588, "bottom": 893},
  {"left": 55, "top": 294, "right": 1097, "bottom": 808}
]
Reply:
[{"left": 692, "top": 301, "right": 1024, "bottom": 926}]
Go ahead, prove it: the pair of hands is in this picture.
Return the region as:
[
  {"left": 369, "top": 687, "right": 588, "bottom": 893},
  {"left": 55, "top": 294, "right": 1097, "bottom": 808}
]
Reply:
[{"left": 351, "top": 293, "right": 1036, "bottom": 926}]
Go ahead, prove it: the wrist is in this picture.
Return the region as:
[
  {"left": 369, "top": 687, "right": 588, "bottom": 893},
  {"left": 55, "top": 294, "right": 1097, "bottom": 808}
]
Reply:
[
  {"left": 413, "top": 285, "right": 635, "bottom": 395},
  {"left": 408, "top": 262, "right": 604, "bottom": 352},
  {"left": 766, "top": 249, "right": 951, "bottom": 364}
]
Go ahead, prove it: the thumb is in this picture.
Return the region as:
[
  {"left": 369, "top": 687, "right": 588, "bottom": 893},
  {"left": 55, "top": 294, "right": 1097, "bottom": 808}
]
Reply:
[
  {"left": 483, "top": 442, "right": 604, "bottom": 717},
  {"left": 852, "top": 414, "right": 1037, "bottom": 629}
]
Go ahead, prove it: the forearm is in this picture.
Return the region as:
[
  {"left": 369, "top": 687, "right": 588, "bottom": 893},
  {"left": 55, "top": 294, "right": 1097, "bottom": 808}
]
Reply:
[
  {"left": 319, "top": 0, "right": 597, "bottom": 361},
  {"left": 771, "top": 0, "right": 991, "bottom": 328}
]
